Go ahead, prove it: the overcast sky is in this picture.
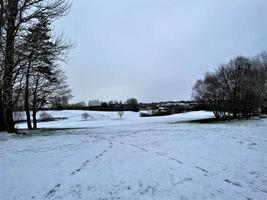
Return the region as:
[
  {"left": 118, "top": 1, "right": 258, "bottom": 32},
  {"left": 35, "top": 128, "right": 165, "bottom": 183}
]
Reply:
[{"left": 55, "top": 0, "right": 267, "bottom": 103}]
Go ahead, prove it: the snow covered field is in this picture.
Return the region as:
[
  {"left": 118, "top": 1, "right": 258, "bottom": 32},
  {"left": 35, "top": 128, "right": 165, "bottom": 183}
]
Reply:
[{"left": 1, "top": 110, "right": 267, "bottom": 200}]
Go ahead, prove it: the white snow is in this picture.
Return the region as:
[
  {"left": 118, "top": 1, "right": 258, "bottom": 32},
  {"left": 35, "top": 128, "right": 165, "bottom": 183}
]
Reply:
[{"left": 1, "top": 111, "right": 267, "bottom": 200}]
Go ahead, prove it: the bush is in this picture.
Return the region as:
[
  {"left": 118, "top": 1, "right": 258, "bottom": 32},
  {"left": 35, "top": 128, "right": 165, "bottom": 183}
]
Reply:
[
  {"left": 118, "top": 111, "right": 124, "bottom": 118},
  {"left": 81, "top": 112, "right": 90, "bottom": 120},
  {"left": 39, "top": 112, "right": 54, "bottom": 121}
]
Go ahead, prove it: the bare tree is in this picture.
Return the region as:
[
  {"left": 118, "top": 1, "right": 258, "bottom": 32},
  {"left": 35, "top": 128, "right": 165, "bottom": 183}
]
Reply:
[
  {"left": 118, "top": 111, "right": 124, "bottom": 118},
  {"left": 251, "top": 51, "right": 267, "bottom": 113},
  {"left": 1, "top": 0, "right": 71, "bottom": 132},
  {"left": 81, "top": 112, "right": 90, "bottom": 121},
  {"left": 192, "top": 53, "right": 267, "bottom": 120}
]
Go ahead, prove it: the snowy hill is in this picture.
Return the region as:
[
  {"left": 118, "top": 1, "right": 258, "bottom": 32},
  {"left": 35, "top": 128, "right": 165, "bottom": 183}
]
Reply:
[
  {"left": 16, "top": 110, "right": 214, "bottom": 129},
  {"left": 1, "top": 111, "right": 267, "bottom": 200}
]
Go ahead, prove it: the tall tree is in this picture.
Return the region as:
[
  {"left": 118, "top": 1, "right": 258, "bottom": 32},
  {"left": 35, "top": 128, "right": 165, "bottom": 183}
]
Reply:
[
  {"left": 22, "top": 17, "right": 72, "bottom": 129},
  {"left": 22, "top": 17, "right": 52, "bottom": 129},
  {"left": 1, "top": 0, "right": 70, "bottom": 132},
  {"left": 2, "top": 0, "right": 18, "bottom": 132}
]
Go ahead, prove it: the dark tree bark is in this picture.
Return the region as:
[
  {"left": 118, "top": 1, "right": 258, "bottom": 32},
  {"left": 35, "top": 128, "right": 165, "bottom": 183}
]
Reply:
[
  {"left": 32, "top": 110, "right": 37, "bottom": 129},
  {"left": 2, "top": 0, "right": 18, "bottom": 132},
  {"left": 32, "top": 78, "right": 39, "bottom": 129},
  {"left": 0, "top": 2, "right": 4, "bottom": 131},
  {"left": 0, "top": 89, "right": 5, "bottom": 131},
  {"left": 24, "top": 63, "right": 32, "bottom": 129}
]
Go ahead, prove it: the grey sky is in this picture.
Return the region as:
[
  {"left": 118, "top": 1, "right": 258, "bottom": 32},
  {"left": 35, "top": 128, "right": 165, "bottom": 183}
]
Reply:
[{"left": 55, "top": 0, "right": 267, "bottom": 103}]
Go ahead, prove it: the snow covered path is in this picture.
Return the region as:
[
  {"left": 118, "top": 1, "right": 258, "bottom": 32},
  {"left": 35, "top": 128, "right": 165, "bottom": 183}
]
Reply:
[{"left": 1, "top": 111, "right": 267, "bottom": 200}]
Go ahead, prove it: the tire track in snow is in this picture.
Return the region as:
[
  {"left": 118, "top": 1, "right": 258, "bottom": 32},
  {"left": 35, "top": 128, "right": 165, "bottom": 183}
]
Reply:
[
  {"left": 45, "top": 136, "right": 113, "bottom": 199},
  {"left": 70, "top": 139, "right": 113, "bottom": 176},
  {"left": 113, "top": 138, "right": 183, "bottom": 165},
  {"left": 112, "top": 130, "right": 224, "bottom": 175},
  {"left": 111, "top": 128, "right": 155, "bottom": 139},
  {"left": 113, "top": 136, "right": 215, "bottom": 179}
]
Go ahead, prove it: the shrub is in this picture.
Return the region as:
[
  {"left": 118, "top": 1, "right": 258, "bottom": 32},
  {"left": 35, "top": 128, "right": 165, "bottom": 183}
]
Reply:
[
  {"left": 39, "top": 112, "right": 54, "bottom": 121},
  {"left": 118, "top": 111, "right": 124, "bottom": 118},
  {"left": 81, "top": 112, "right": 90, "bottom": 120}
]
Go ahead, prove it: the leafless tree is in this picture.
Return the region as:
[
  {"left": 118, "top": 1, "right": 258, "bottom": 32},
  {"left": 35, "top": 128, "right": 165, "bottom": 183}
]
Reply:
[
  {"left": 251, "top": 51, "right": 267, "bottom": 113},
  {"left": 1, "top": 0, "right": 71, "bottom": 132},
  {"left": 81, "top": 112, "right": 90, "bottom": 121},
  {"left": 192, "top": 53, "right": 267, "bottom": 120},
  {"left": 118, "top": 111, "right": 124, "bottom": 118}
]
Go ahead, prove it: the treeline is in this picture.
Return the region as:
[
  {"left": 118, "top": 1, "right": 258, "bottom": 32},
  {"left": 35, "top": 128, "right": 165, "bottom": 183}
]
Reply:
[
  {"left": 51, "top": 98, "right": 140, "bottom": 112},
  {"left": 0, "top": 0, "right": 72, "bottom": 132},
  {"left": 192, "top": 51, "right": 267, "bottom": 120}
]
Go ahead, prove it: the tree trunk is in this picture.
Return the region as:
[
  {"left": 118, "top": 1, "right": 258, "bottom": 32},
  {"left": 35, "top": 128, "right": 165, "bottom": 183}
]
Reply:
[
  {"left": 32, "top": 78, "right": 39, "bottom": 129},
  {"left": 24, "top": 64, "right": 32, "bottom": 130},
  {"left": 0, "top": 91, "right": 5, "bottom": 131},
  {"left": 0, "top": 3, "right": 5, "bottom": 131},
  {"left": 32, "top": 110, "right": 37, "bottom": 129},
  {"left": 2, "top": 0, "right": 18, "bottom": 133}
]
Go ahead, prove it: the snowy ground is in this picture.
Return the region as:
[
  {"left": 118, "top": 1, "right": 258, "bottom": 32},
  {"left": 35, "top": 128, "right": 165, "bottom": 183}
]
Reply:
[{"left": 1, "top": 110, "right": 267, "bottom": 200}]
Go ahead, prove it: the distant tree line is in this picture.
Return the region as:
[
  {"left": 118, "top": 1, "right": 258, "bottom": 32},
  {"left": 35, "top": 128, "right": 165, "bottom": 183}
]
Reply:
[
  {"left": 96, "top": 98, "right": 139, "bottom": 112},
  {"left": 51, "top": 98, "right": 140, "bottom": 112},
  {"left": 192, "top": 51, "right": 267, "bottom": 120},
  {"left": 0, "top": 0, "right": 72, "bottom": 132}
]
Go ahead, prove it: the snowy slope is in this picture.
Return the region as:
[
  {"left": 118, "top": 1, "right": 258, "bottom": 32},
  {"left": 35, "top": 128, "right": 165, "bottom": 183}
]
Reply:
[
  {"left": 16, "top": 110, "right": 214, "bottom": 129},
  {"left": 1, "top": 111, "right": 267, "bottom": 200}
]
